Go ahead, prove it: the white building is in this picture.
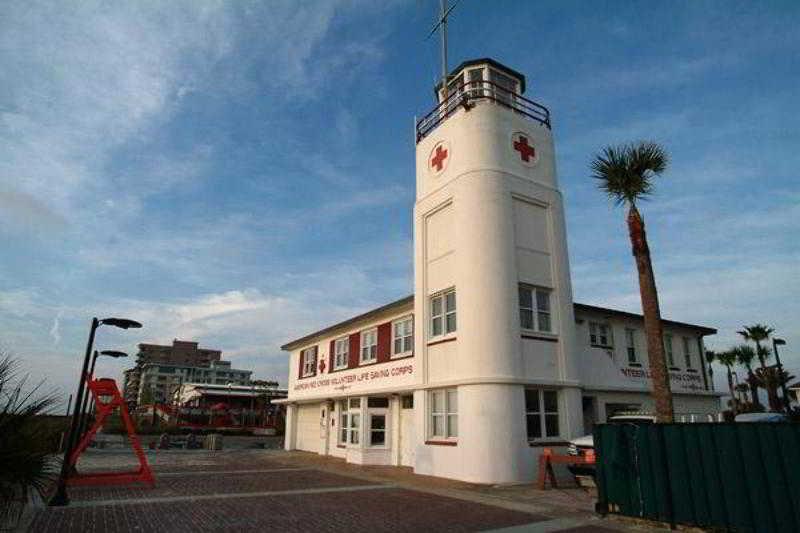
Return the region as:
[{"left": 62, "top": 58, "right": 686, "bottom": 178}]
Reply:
[
  {"left": 135, "top": 360, "right": 252, "bottom": 405},
  {"left": 277, "top": 58, "right": 721, "bottom": 484}
]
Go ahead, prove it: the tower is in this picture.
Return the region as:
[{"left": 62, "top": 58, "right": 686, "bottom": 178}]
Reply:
[{"left": 412, "top": 59, "right": 583, "bottom": 483}]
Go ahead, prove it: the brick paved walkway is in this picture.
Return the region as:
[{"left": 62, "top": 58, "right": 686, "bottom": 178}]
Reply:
[{"left": 27, "top": 449, "right": 666, "bottom": 532}]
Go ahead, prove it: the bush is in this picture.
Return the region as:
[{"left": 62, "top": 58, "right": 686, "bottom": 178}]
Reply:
[{"left": 0, "top": 356, "right": 59, "bottom": 525}]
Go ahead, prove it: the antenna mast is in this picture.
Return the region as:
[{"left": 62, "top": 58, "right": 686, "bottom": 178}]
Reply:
[{"left": 427, "top": 0, "right": 459, "bottom": 100}]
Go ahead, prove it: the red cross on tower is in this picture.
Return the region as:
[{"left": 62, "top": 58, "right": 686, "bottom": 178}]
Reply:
[
  {"left": 430, "top": 144, "right": 448, "bottom": 172},
  {"left": 513, "top": 135, "right": 536, "bottom": 162},
  {"left": 318, "top": 359, "right": 326, "bottom": 373}
]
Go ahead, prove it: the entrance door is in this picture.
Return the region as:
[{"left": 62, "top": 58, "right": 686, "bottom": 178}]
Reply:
[
  {"left": 582, "top": 396, "right": 596, "bottom": 436},
  {"left": 296, "top": 404, "right": 320, "bottom": 453},
  {"left": 399, "top": 395, "right": 415, "bottom": 466}
]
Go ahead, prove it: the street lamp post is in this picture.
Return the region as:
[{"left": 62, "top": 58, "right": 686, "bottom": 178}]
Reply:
[
  {"left": 49, "top": 317, "right": 141, "bottom": 507},
  {"left": 773, "top": 338, "right": 790, "bottom": 412}
]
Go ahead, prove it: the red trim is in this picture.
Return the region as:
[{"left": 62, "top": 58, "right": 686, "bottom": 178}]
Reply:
[
  {"left": 377, "top": 322, "right": 392, "bottom": 364},
  {"left": 348, "top": 332, "right": 360, "bottom": 369},
  {"left": 329, "top": 339, "right": 335, "bottom": 375},
  {"left": 425, "top": 440, "right": 457, "bottom": 446},
  {"left": 297, "top": 346, "right": 318, "bottom": 379},
  {"left": 337, "top": 444, "right": 346, "bottom": 449},
  {"left": 427, "top": 336, "right": 456, "bottom": 347}
]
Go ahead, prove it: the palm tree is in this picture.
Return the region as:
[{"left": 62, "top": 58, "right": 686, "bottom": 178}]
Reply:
[
  {"left": 734, "top": 383, "right": 751, "bottom": 403},
  {"left": 732, "top": 344, "right": 761, "bottom": 409},
  {"left": 0, "top": 355, "right": 59, "bottom": 527},
  {"left": 591, "top": 141, "right": 673, "bottom": 422},
  {"left": 737, "top": 324, "right": 774, "bottom": 369},
  {"left": 705, "top": 350, "right": 716, "bottom": 391},
  {"left": 715, "top": 349, "right": 739, "bottom": 415}
]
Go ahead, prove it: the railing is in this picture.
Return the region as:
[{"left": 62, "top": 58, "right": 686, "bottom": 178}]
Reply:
[{"left": 415, "top": 79, "right": 551, "bottom": 143}]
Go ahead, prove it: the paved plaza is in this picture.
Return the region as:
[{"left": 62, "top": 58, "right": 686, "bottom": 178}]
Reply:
[{"left": 27, "top": 449, "right": 668, "bottom": 532}]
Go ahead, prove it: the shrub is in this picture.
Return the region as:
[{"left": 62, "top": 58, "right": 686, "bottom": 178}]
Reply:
[{"left": 0, "top": 356, "right": 59, "bottom": 525}]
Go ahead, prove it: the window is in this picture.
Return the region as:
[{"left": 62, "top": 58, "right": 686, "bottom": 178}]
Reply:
[
  {"left": 625, "top": 328, "right": 638, "bottom": 364},
  {"left": 665, "top": 334, "right": 675, "bottom": 367},
  {"left": 334, "top": 337, "right": 349, "bottom": 370},
  {"left": 518, "top": 285, "right": 553, "bottom": 333},
  {"left": 467, "top": 68, "right": 485, "bottom": 97},
  {"left": 525, "top": 389, "right": 560, "bottom": 440},
  {"left": 429, "top": 388, "right": 458, "bottom": 440},
  {"left": 301, "top": 347, "right": 317, "bottom": 377},
  {"left": 682, "top": 337, "right": 693, "bottom": 368},
  {"left": 370, "top": 414, "right": 386, "bottom": 446},
  {"left": 589, "top": 322, "right": 613, "bottom": 348},
  {"left": 430, "top": 289, "right": 456, "bottom": 337},
  {"left": 401, "top": 395, "right": 414, "bottom": 409},
  {"left": 360, "top": 329, "right": 377, "bottom": 363},
  {"left": 489, "top": 69, "right": 517, "bottom": 105},
  {"left": 339, "top": 398, "right": 361, "bottom": 446},
  {"left": 393, "top": 316, "right": 413, "bottom": 356}
]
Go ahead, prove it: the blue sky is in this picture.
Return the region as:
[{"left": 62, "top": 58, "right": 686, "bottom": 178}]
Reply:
[{"left": 1, "top": 1, "right": 798, "bottom": 403}]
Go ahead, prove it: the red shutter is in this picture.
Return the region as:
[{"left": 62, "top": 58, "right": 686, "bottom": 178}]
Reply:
[
  {"left": 377, "top": 322, "right": 392, "bottom": 363},
  {"left": 329, "top": 340, "right": 335, "bottom": 372},
  {"left": 348, "top": 332, "right": 360, "bottom": 368}
]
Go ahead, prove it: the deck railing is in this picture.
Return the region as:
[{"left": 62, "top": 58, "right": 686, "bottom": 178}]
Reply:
[{"left": 416, "top": 79, "right": 551, "bottom": 143}]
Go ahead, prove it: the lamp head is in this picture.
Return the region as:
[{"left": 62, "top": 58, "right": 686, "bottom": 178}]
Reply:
[
  {"left": 100, "top": 350, "right": 128, "bottom": 358},
  {"left": 774, "top": 338, "right": 787, "bottom": 346},
  {"left": 100, "top": 318, "right": 142, "bottom": 329}
]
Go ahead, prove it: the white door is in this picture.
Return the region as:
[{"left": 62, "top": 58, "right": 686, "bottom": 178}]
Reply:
[
  {"left": 399, "top": 396, "right": 415, "bottom": 466},
  {"left": 296, "top": 404, "right": 320, "bottom": 453}
]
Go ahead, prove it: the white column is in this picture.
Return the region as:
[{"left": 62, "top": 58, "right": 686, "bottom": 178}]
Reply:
[
  {"left": 284, "top": 403, "right": 297, "bottom": 450},
  {"left": 390, "top": 395, "right": 402, "bottom": 465}
]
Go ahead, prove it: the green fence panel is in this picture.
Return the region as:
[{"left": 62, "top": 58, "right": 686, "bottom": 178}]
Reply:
[{"left": 595, "top": 422, "right": 800, "bottom": 532}]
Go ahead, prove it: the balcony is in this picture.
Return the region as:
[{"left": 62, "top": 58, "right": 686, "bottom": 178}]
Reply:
[{"left": 416, "top": 79, "right": 551, "bottom": 143}]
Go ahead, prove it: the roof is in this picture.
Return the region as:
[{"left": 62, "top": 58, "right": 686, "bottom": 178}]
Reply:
[
  {"left": 573, "top": 303, "right": 717, "bottom": 335},
  {"left": 280, "top": 295, "right": 717, "bottom": 351},
  {"left": 280, "top": 295, "right": 413, "bottom": 351},
  {"left": 434, "top": 57, "right": 527, "bottom": 94}
]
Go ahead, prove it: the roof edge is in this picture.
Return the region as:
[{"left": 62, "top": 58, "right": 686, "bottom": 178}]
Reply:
[{"left": 280, "top": 296, "right": 717, "bottom": 352}]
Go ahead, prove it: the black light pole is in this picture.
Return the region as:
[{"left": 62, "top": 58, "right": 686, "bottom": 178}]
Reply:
[
  {"left": 50, "top": 317, "right": 141, "bottom": 507},
  {"left": 77, "top": 350, "right": 129, "bottom": 439},
  {"left": 773, "top": 338, "right": 790, "bottom": 412}
]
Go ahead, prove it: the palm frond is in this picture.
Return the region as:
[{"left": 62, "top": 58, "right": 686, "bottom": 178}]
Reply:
[{"left": 590, "top": 141, "right": 668, "bottom": 207}]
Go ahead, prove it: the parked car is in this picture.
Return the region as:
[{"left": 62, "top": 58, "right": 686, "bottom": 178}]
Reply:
[
  {"left": 567, "top": 413, "right": 656, "bottom": 477},
  {"left": 734, "top": 412, "right": 789, "bottom": 423}
]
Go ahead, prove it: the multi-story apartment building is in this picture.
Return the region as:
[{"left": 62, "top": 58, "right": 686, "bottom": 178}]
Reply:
[{"left": 123, "top": 340, "right": 249, "bottom": 407}]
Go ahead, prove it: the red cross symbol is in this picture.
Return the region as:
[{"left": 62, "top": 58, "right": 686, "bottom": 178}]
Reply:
[
  {"left": 430, "top": 144, "right": 448, "bottom": 172},
  {"left": 318, "top": 359, "right": 326, "bottom": 373},
  {"left": 513, "top": 135, "right": 536, "bottom": 162}
]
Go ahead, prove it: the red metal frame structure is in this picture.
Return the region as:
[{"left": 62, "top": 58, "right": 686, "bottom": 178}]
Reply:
[{"left": 68, "top": 377, "right": 154, "bottom": 487}]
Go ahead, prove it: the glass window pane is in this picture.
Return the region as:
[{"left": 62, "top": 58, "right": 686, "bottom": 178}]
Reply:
[
  {"left": 394, "top": 338, "right": 402, "bottom": 354},
  {"left": 349, "top": 398, "right": 360, "bottom": 409},
  {"left": 350, "top": 430, "right": 359, "bottom": 444},
  {"left": 447, "top": 414, "right": 458, "bottom": 437},
  {"left": 445, "top": 291, "right": 456, "bottom": 312},
  {"left": 433, "top": 415, "right": 444, "bottom": 436},
  {"left": 526, "top": 414, "right": 541, "bottom": 439},
  {"left": 525, "top": 389, "right": 540, "bottom": 413},
  {"left": 350, "top": 413, "right": 360, "bottom": 428},
  {"left": 543, "top": 390, "right": 558, "bottom": 412},
  {"left": 432, "top": 317, "right": 443, "bottom": 336},
  {"left": 432, "top": 391, "right": 444, "bottom": 413},
  {"left": 447, "top": 389, "right": 457, "bottom": 412},
  {"left": 520, "top": 309, "right": 534, "bottom": 330},
  {"left": 404, "top": 337, "right": 413, "bottom": 352},
  {"left": 371, "top": 414, "right": 386, "bottom": 430},
  {"left": 518, "top": 287, "right": 532, "bottom": 308},
  {"left": 432, "top": 296, "right": 442, "bottom": 316},
  {"left": 545, "top": 414, "right": 560, "bottom": 437},
  {"left": 446, "top": 313, "right": 456, "bottom": 333},
  {"left": 371, "top": 430, "right": 385, "bottom": 445},
  {"left": 367, "top": 397, "right": 389, "bottom": 408},
  {"left": 538, "top": 312, "right": 551, "bottom": 332},
  {"left": 536, "top": 291, "right": 550, "bottom": 312}
]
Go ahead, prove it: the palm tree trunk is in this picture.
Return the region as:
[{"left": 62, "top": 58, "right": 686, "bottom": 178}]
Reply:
[
  {"left": 627, "top": 205, "right": 674, "bottom": 422},
  {"left": 746, "top": 367, "right": 761, "bottom": 409},
  {"left": 727, "top": 366, "right": 737, "bottom": 415}
]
